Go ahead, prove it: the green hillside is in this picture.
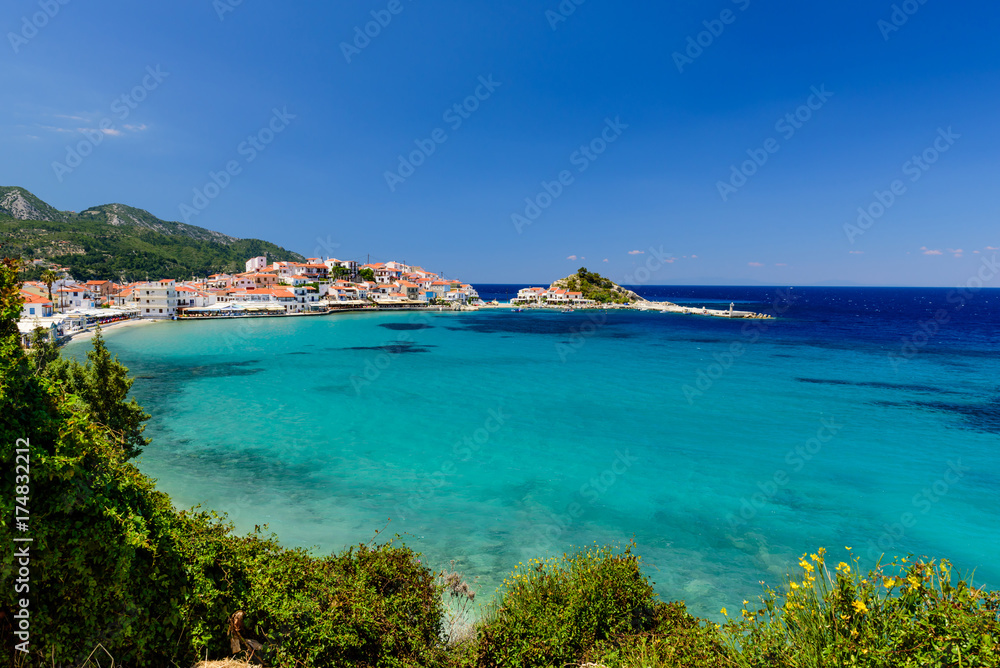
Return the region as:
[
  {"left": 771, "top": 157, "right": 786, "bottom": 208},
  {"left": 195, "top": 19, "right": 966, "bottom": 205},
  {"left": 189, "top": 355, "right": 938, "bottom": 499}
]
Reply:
[
  {"left": 0, "top": 186, "right": 305, "bottom": 281},
  {"left": 551, "top": 267, "right": 644, "bottom": 304}
]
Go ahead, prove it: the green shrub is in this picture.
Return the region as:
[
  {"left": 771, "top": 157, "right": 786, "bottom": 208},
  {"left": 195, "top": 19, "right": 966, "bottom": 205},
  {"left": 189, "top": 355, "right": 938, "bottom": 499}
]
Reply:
[
  {"left": 474, "top": 543, "right": 664, "bottom": 667},
  {"left": 583, "top": 601, "right": 731, "bottom": 668},
  {"left": 206, "top": 531, "right": 445, "bottom": 667},
  {"left": 723, "top": 547, "right": 1000, "bottom": 667}
]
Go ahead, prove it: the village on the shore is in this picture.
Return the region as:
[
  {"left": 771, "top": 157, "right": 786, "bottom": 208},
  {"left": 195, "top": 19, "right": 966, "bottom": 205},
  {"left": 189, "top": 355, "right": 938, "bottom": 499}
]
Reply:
[
  {"left": 16, "top": 255, "right": 482, "bottom": 343},
  {"left": 17, "top": 255, "right": 772, "bottom": 344}
]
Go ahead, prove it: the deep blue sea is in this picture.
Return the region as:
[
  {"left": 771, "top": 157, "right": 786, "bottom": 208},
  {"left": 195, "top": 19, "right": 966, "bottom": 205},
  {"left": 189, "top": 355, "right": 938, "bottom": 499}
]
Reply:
[{"left": 65, "top": 286, "right": 1000, "bottom": 621}]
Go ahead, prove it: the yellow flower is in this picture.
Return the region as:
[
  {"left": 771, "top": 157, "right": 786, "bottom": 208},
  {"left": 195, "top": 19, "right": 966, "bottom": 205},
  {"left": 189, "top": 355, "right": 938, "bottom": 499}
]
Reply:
[
  {"left": 883, "top": 577, "right": 896, "bottom": 588},
  {"left": 790, "top": 581, "right": 800, "bottom": 590},
  {"left": 836, "top": 562, "right": 851, "bottom": 574},
  {"left": 852, "top": 600, "right": 868, "bottom": 614},
  {"left": 743, "top": 600, "right": 749, "bottom": 605},
  {"left": 721, "top": 607, "right": 728, "bottom": 616}
]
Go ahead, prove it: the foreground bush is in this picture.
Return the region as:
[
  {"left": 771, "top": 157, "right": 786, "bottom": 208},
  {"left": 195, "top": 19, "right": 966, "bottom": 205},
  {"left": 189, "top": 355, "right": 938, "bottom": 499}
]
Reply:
[
  {"left": 724, "top": 548, "right": 1000, "bottom": 667},
  {"left": 471, "top": 544, "right": 726, "bottom": 667},
  {"left": 187, "top": 525, "right": 444, "bottom": 667}
]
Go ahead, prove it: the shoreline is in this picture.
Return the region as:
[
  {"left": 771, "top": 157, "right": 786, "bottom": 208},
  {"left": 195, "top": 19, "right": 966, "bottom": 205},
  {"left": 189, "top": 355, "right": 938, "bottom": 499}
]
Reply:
[
  {"left": 61, "top": 317, "right": 161, "bottom": 344},
  {"left": 57, "top": 301, "right": 770, "bottom": 342}
]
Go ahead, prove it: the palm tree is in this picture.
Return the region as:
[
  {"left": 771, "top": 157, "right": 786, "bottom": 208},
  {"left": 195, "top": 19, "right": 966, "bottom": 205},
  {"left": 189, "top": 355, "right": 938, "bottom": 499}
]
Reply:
[{"left": 41, "top": 269, "right": 57, "bottom": 303}]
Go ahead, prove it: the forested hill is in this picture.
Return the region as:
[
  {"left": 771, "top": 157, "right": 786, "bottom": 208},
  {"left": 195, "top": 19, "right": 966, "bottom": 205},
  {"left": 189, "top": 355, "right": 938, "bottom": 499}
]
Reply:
[{"left": 0, "top": 186, "right": 305, "bottom": 281}]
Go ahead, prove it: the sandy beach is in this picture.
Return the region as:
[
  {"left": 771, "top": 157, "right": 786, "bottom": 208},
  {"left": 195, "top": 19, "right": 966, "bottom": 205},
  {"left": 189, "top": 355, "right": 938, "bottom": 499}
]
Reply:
[{"left": 62, "top": 317, "right": 162, "bottom": 344}]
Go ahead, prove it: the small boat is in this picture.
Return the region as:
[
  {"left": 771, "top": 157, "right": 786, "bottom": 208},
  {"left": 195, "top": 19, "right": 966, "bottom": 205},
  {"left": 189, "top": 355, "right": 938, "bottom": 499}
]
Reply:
[
  {"left": 561, "top": 307, "right": 573, "bottom": 313},
  {"left": 511, "top": 307, "right": 522, "bottom": 312}
]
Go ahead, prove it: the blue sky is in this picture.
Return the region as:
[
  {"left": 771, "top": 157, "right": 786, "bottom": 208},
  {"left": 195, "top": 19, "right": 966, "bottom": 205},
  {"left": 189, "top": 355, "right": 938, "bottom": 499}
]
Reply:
[{"left": 2, "top": 0, "right": 998, "bottom": 285}]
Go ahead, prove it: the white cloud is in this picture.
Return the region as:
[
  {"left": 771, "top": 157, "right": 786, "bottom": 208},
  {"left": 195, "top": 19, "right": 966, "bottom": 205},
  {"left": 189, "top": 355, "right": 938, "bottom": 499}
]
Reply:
[
  {"left": 748, "top": 261, "right": 764, "bottom": 267},
  {"left": 602, "top": 258, "right": 608, "bottom": 262},
  {"left": 566, "top": 255, "right": 577, "bottom": 260},
  {"left": 37, "top": 125, "right": 74, "bottom": 133},
  {"left": 775, "top": 262, "right": 787, "bottom": 266},
  {"left": 921, "top": 247, "right": 943, "bottom": 255},
  {"left": 628, "top": 250, "right": 644, "bottom": 255},
  {"left": 849, "top": 250, "right": 864, "bottom": 254}
]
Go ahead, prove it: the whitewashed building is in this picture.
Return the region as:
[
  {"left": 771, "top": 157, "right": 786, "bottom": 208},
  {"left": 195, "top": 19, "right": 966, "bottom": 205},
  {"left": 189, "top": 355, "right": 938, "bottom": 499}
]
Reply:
[{"left": 138, "top": 280, "right": 177, "bottom": 319}]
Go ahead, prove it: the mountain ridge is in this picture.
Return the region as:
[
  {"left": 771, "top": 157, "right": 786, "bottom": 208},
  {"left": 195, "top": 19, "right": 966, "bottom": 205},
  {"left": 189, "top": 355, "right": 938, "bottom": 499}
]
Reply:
[{"left": 0, "top": 186, "right": 306, "bottom": 281}]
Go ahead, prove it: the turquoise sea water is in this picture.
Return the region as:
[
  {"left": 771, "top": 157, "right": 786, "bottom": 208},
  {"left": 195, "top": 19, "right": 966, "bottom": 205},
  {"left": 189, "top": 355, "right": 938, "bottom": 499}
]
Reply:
[{"left": 64, "top": 287, "right": 1000, "bottom": 621}]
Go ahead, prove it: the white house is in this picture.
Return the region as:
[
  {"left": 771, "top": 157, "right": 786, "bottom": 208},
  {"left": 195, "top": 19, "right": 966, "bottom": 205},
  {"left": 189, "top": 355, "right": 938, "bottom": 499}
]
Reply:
[
  {"left": 54, "top": 286, "right": 96, "bottom": 311},
  {"left": 20, "top": 292, "right": 54, "bottom": 318},
  {"left": 515, "top": 287, "right": 547, "bottom": 303},
  {"left": 175, "top": 284, "right": 216, "bottom": 310},
  {"left": 138, "top": 280, "right": 177, "bottom": 319},
  {"left": 245, "top": 256, "right": 268, "bottom": 273}
]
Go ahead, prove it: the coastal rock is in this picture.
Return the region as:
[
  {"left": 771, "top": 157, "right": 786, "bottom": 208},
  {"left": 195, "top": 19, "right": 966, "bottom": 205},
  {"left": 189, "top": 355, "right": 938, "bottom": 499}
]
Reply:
[{"left": 549, "top": 275, "right": 644, "bottom": 303}]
